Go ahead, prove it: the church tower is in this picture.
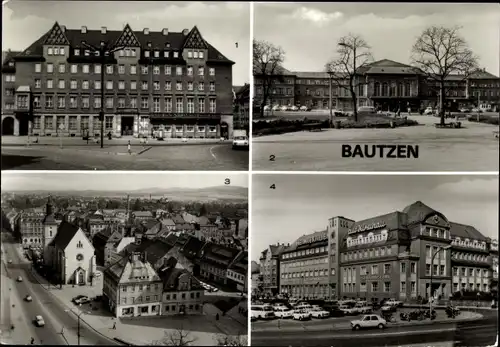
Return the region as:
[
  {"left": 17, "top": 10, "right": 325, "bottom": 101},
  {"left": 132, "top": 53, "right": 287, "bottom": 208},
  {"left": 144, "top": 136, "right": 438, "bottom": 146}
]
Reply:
[{"left": 42, "top": 196, "right": 58, "bottom": 250}]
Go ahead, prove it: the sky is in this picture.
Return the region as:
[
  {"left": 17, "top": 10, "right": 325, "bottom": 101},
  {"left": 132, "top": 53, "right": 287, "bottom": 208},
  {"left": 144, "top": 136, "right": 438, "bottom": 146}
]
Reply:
[
  {"left": 1, "top": 1, "right": 250, "bottom": 85},
  {"left": 254, "top": 3, "right": 500, "bottom": 76},
  {"left": 251, "top": 175, "right": 499, "bottom": 261},
  {"left": 1, "top": 172, "right": 248, "bottom": 191}
]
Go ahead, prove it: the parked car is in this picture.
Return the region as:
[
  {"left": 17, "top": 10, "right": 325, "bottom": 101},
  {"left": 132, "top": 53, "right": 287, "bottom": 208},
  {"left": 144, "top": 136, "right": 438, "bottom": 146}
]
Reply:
[
  {"left": 251, "top": 304, "right": 275, "bottom": 320},
  {"left": 424, "top": 106, "right": 435, "bottom": 115},
  {"left": 272, "top": 105, "right": 281, "bottom": 111},
  {"left": 290, "top": 105, "right": 299, "bottom": 111},
  {"left": 459, "top": 107, "right": 471, "bottom": 113},
  {"left": 340, "top": 304, "right": 359, "bottom": 315},
  {"left": 299, "top": 105, "right": 310, "bottom": 111},
  {"left": 72, "top": 295, "right": 90, "bottom": 305},
  {"left": 381, "top": 304, "right": 397, "bottom": 313},
  {"left": 7, "top": 259, "right": 12, "bottom": 264},
  {"left": 292, "top": 309, "right": 311, "bottom": 321},
  {"left": 351, "top": 314, "right": 387, "bottom": 330},
  {"left": 310, "top": 307, "right": 330, "bottom": 318},
  {"left": 16, "top": 276, "right": 23, "bottom": 282},
  {"left": 280, "top": 105, "right": 289, "bottom": 111},
  {"left": 263, "top": 105, "right": 271, "bottom": 111},
  {"left": 25, "top": 295, "right": 33, "bottom": 302},
  {"left": 355, "top": 302, "right": 373, "bottom": 314},
  {"left": 273, "top": 307, "right": 294, "bottom": 319},
  {"left": 325, "top": 307, "right": 345, "bottom": 317},
  {"left": 384, "top": 299, "right": 403, "bottom": 307},
  {"left": 471, "top": 108, "right": 483, "bottom": 113},
  {"left": 34, "top": 315, "right": 45, "bottom": 327}
]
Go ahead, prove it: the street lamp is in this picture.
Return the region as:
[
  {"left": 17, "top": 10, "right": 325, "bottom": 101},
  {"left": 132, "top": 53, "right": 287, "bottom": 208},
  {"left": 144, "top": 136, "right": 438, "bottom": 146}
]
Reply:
[
  {"left": 65, "top": 307, "right": 88, "bottom": 345},
  {"left": 81, "top": 41, "right": 124, "bottom": 148},
  {"left": 327, "top": 71, "right": 334, "bottom": 128},
  {"left": 429, "top": 245, "right": 452, "bottom": 313}
]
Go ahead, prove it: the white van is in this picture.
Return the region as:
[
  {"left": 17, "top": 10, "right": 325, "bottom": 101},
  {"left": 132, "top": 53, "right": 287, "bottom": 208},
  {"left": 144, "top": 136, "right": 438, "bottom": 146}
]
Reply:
[
  {"left": 251, "top": 304, "right": 275, "bottom": 320},
  {"left": 274, "top": 306, "right": 294, "bottom": 319}
]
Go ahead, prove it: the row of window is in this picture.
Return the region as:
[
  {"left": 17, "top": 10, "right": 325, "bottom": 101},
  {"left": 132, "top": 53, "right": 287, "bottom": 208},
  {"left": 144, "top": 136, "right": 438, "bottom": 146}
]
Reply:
[
  {"left": 34, "top": 79, "right": 216, "bottom": 92},
  {"left": 453, "top": 267, "right": 489, "bottom": 277},
  {"left": 49, "top": 46, "right": 190, "bottom": 60},
  {"left": 425, "top": 264, "right": 447, "bottom": 276},
  {"left": 342, "top": 246, "right": 393, "bottom": 261},
  {"left": 120, "top": 283, "right": 160, "bottom": 292},
  {"left": 29, "top": 95, "right": 216, "bottom": 113},
  {"left": 346, "top": 231, "right": 388, "bottom": 247},
  {"left": 281, "top": 257, "right": 328, "bottom": 270},
  {"left": 282, "top": 246, "right": 328, "bottom": 259},
  {"left": 453, "top": 283, "right": 488, "bottom": 292},
  {"left": 425, "top": 245, "right": 448, "bottom": 260},
  {"left": 451, "top": 251, "right": 489, "bottom": 262},
  {"left": 35, "top": 63, "right": 215, "bottom": 77},
  {"left": 451, "top": 238, "right": 487, "bottom": 250},
  {"left": 422, "top": 227, "right": 449, "bottom": 239},
  {"left": 281, "top": 268, "right": 331, "bottom": 279},
  {"left": 164, "top": 291, "right": 201, "bottom": 300},
  {"left": 344, "top": 281, "right": 404, "bottom": 293},
  {"left": 120, "top": 295, "right": 159, "bottom": 305}
]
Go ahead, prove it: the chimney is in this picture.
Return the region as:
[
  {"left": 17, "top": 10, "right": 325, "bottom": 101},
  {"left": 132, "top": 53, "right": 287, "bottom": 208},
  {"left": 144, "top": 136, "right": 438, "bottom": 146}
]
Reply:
[
  {"left": 143, "top": 28, "right": 149, "bottom": 35},
  {"left": 182, "top": 29, "right": 189, "bottom": 36},
  {"left": 162, "top": 28, "right": 168, "bottom": 36},
  {"left": 101, "top": 26, "right": 107, "bottom": 34},
  {"left": 81, "top": 26, "right": 87, "bottom": 34}
]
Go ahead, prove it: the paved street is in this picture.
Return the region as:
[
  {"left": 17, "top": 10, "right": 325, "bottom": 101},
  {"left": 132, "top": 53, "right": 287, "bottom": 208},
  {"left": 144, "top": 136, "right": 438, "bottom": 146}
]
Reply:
[
  {"left": 1, "top": 231, "right": 118, "bottom": 345},
  {"left": 251, "top": 309, "right": 498, "bottom": 347},
  {"left": 1, "top": 137, "right": 248, "bottom": 170},
  {"left": 253, "top": 115, "right": 499, "bottom": 171}
]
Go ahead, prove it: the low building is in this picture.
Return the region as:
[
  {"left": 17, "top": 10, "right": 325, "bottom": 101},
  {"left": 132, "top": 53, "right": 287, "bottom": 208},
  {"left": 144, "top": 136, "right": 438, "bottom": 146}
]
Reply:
[
  {"left": 199, "top": 243, "right": 240, "bottom": 285},
  {"left": 159, "top": 264, "right": 204, "bottom": 316},
  {"left": 132, "top": 211, "right": 154, "bottom": 221},
  {"left": 227, "top": 250, "right": 248, "bottom": 292},
  {"left": 103, "top": 251, "right": 162, "bottom": 318},
  {"left": 44, "top": 221, "right": 96, "bottom": 285}
]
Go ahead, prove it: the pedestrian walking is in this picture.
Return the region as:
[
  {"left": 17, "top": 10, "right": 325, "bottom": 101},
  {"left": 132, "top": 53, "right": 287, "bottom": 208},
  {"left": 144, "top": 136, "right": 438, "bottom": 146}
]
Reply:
[
  {"left": 407, "top": 102, "right": 411, "bottom": 116},
  {"left": 112, "top": 322, "right": 116, "bottom": 329},
  {"left": 127, "top": 140, "right": 131, "bottom": 155},
  {"left": 30, "top": 337, "right": 35, "bottom": 344}
]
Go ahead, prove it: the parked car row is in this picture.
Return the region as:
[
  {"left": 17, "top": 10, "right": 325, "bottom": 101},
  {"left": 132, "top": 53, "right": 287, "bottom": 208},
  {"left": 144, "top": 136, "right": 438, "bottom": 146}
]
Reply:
[
  {"left": 263, "top": 105, "right": 311, "bottom": 112},
  {"left": 251, "top": 301, "right": 342, "bottom": 321}
]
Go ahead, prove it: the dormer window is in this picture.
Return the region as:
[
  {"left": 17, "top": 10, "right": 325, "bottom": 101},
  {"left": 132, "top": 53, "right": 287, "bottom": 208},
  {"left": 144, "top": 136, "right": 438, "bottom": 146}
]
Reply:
[
  {"left": 154, "top": 51, "right": 159, "bottom": 58},
  {"left": 74, "top": 49, "right": 80, "bottom": 56},
  {"left": 165, "top": 42, "right": 170, "bottom": 48},
  {"left": 188, "top": 51, "right": 193, "bottom": 59},
  {"left": 164, "top": 51, "right": 169, "bottom": 58},
  {"left": 173, "top": 51, "right": 178, "bottom": 58},
  {"left": 81, "top": 26, "right": 87, "bottom": 34},
  {"left": 144, "top": 51, "right": 150, "bottom": 58},
  {"left": 84, "top": 50, "right": 90, "bottom": 56},
  {"left": 144, "top": 28, "right": 149, "bottom": 35}
]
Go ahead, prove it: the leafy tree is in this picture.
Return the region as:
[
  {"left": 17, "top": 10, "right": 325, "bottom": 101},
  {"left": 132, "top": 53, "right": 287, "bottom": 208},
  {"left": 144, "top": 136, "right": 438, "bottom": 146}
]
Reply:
[
  {"left": 325, "top": 33, "right": 373, "bottom": 123},
  {"left": 253, "top": 39, "right": 286, "bottom": 118},
  {"left": 411, "top": 25, "right": 478, "bottom": 125},
  {"left": 132, "top": 198, "right": 142, "bottom": 211}
]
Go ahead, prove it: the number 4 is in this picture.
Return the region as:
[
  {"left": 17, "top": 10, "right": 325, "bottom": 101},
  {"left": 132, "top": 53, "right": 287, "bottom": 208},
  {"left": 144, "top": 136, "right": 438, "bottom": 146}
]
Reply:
[{"left": 270, "top": 184, "right": 276, "bottom": 189}]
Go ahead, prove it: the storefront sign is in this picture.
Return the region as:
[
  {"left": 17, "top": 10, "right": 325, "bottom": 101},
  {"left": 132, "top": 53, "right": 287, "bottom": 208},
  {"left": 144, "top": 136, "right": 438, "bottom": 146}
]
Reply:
[
  {"left": 348, "top": 221, "right": 386, "bottom": 234},
  {"left": 297, "top": 233, "right": 328, "bottom": 246}
]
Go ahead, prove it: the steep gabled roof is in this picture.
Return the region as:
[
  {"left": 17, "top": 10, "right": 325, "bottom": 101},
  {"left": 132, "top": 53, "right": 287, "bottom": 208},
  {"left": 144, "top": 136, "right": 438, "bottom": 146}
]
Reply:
[
  {"left": 183, "top": 26, "right": 209, "bottom": 50},
  {"left": 402, "top": 201, "right": 446, "bottom": 225},
  {"left": 50, "top": 221, "right": 82, "bottom": 250},
  {"left": 43, "top": 22, "right": 70, "bottom": 45},
  {"left": 159, "top": 266, "right": 204, "bottom": 292}
]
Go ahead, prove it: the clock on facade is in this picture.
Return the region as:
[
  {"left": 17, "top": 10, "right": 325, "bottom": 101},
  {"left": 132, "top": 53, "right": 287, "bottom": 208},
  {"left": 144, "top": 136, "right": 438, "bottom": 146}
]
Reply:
[{"left": 76, "top": 254, "right": 84, "bottom": 261}]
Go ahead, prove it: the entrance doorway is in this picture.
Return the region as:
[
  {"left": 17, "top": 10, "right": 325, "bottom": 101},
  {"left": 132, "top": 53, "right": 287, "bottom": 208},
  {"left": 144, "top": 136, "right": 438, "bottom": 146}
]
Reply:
[
  {"left": 1, "top": 117, "right": 14, "bottom": 135},
  {"left": 78, "top": 270, "right": 85, "bottom": 285},
  {"left": 19, "top": 118, "right": 29, "bottom": 136},
  {"left": 220, "top": 122, "right": 228, "bottom": 139},
  {"left": 121, "top": 116, "right": 134, "bottom": 136}
]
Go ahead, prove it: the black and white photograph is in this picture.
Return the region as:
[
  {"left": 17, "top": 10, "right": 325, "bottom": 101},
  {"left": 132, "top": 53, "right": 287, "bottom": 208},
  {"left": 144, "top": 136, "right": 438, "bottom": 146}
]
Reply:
[
  {"left": 251, "top": 174, "right": 498, "bottom": 347},
  {"left": 1, "top": 1, "right": 250, "bottom": 170},
  {"left": 0, "top": 172, "right": 248, "bottom": 346},
  {"left": 252, "top": 3, "right": 500, "bottom": 171}
]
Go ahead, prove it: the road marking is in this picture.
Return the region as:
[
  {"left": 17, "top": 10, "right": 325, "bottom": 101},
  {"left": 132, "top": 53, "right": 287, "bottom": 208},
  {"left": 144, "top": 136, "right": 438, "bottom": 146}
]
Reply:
[{"left": 210, "top": 146, "right": 217, "bottom": 159}]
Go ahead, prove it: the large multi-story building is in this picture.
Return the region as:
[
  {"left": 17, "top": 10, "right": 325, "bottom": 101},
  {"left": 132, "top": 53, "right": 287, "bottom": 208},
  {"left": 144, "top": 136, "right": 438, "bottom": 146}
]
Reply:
[
  {"left": 2, "top": 22, "right": 235, "bottom": 138},
  {"left": 273, "top": 201, "right": 496, "bottom": 302},
  {"left": 254, "top": 59, "right": 500, "bottom": 112},
  {"left": 259, "top": 243, "right": 286, "bottom": 295}
]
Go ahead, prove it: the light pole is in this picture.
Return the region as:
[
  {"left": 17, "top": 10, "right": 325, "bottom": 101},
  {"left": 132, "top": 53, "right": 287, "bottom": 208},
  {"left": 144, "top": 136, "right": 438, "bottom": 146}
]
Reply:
[
  {"left": 328, "top": 71, "right": 333, "bottom": 127},
  {"left": 429, "top": 245, "right": 451, "bottom": 313},
  {"left": 65, "top": 307, "right": 86, "bottom": 345},
  {"left": 81, "top": 41, "right": 124, "bottom": 148}
]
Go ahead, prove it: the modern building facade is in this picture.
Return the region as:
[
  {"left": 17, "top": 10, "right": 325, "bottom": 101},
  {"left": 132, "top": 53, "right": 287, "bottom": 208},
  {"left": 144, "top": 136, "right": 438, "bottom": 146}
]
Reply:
[
  {"left": 2, "top": 22, "right": 235, "bottom": 138},
  {"left": 254, "top": 59, "right": 500, "bottom": 112},
  {"left": 273, "top": 201, "right": 496, "bottom": 302}
]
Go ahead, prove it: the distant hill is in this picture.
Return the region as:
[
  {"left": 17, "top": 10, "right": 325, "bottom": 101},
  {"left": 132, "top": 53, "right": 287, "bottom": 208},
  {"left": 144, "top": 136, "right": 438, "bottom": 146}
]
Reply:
[{"left": 4, "top": 186, "right": 248, "bottom": 201}]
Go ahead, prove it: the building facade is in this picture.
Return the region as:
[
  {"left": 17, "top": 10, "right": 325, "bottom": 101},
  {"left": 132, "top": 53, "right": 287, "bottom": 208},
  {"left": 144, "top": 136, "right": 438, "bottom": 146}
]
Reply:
[
  {"left": 159, "top": 266, "right": 204, "bottom": 316},
  {"left": 279, "top": 231, "right": 330, "bottom": 299},
  {"left": 254, "top": 59, "right": 500, "bottom": 112},
  {"left": 103, "top": 251, "right": 163, "bottom": 318},
  {"left": 2, "top": 22, "right": 235, "bottom": 138},
  {"left": 259, "top": 244, "right": 286, "bottom": 295}
]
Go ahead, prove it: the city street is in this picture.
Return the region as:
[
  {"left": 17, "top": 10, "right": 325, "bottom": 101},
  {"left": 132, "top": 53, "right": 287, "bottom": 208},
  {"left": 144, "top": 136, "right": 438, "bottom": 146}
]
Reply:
[
  {"left": 1, "top": 137, "right": 248, "bottom": 170},
  {"left": 252, "top": 115, "right": 499, "bottom": 171},
  {"left": 251, "top": 309, "right": 498, "bottom": 347},
  {"left": 0, "top": 231, "right": 119, "bottom": 345}
]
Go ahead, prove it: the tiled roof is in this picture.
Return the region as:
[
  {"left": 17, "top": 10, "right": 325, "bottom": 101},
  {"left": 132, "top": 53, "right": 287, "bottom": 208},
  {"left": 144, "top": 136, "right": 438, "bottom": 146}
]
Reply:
[
  {"left": 351, "top": 211, "right": 402, "bottom": 232},
  {"left": 15, "top": 23, "right": 233, "bottom": 64},
  {"left": 228, "top": 250, "right": 247, "bottom": 275},
  {"left": 449, "top": 222, "right": 487, "bottom": 241},
  {"left": 2, "top": 50, "right": 22, "bottom": 71},
  {"left": 158, "top": 267, "right": 204, "bottom": 292},
  {"left": 269, "top": 243, "right": 286, "bottom": 256},
  {"left": 42, "top": 213, "right": 58, "bottom": 225},
  {"left": 469, "top": 70, "right": 498, "bottom": 79},
  {"left": 105, "top": 255, "right": 128, "bottom": 281},
  {"left": 402, "top": 201, "right": 444, "bottom": 225},
  {"left": 171, "top": 215, "right": 185, "bottom": 224},
  {"left": 181, "top": 236, "right": 206, "bottom": 259},
  {"left": 49, "top": 221, "right": 82, "bottom": 250},
  {"left": 133, "top": 211, "right": 153, "bottom": 218},
  {"left": 160, "top": 218, "right": 176, "bottom": 226}
]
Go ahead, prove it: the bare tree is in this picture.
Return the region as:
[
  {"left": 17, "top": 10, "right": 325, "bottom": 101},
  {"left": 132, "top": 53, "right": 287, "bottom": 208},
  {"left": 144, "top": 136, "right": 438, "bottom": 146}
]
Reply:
[
  {"left": 213, "top": 332, "right": 248, "bottom": 346},
  {"left": 253, "top": 39, "right": 286, "bottom": 118},
  {"left": 411, "top": 25, "right": 478, "bottom": 125},
  {"left": 151, "top": 326, "right": 197, "bottom": 346},
  {"left": 325, "top": 33, "right": 373, "bottom": 123}
]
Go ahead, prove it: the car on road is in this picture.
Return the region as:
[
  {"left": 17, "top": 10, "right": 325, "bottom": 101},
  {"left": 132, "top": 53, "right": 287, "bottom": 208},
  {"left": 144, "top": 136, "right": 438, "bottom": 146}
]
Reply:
[
  {"left": 273, "top": 307, "right": 294, "bottom": 319},
  {"left": 272, "top": 105, "right": 281, "bottom": 111},
  {"left": 290, "top": 105, "right": 299, "bottom": 111},
  {"left": 471, "top": 108, "right": 483, "bottom": 113},
  {"left": 355, "top": 302, "right": 373, "bottom": 314},
  {"left": 310, "top": 307, "right": 330, "bottom": 318},
  {"left": 251, "top": 304, "right": 275, "bottom": 320},
  {"left": 16, "top": 276, "right": 22, "bottom": 282},
  {"left": 263, "top": 105, "right": 271, "bottom": 112},
  {"left": 424, "top": 107, "right": 435, "bottom": 115},
  {"left": 339, "top": 304, "right": 359, "bottom": 315},
  {"left": 385, "top": 299, "right": 403, "bottom": 307},
  {"left": 460, "top": 107, "right": 471, "bottom": 113},
  {"left": 34, "top": 315, "right": 45, "bottom": 327},
  {"left": 351, "top": 314, "right": 387, "bottom": 330},
  {"left": 292, "top": 309, "right": 311, "bottom": 321},
  {"left": 72, "top": 295, "right": 90, "bottom": 305},
  {"left": 381, "top": 304, "right": 398, "bottom": 313},
  {"left": 280, "top": 105, "right": 289, "bottom": 111},
  {"left": 24, "top": 295, "right": 33, "bottom": 302},
  {"left": 232, "top": 130, "right": 249, "bottom": 150},
  {"left": 299, "top": 106, "right": 310, "bottom": 111}
]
